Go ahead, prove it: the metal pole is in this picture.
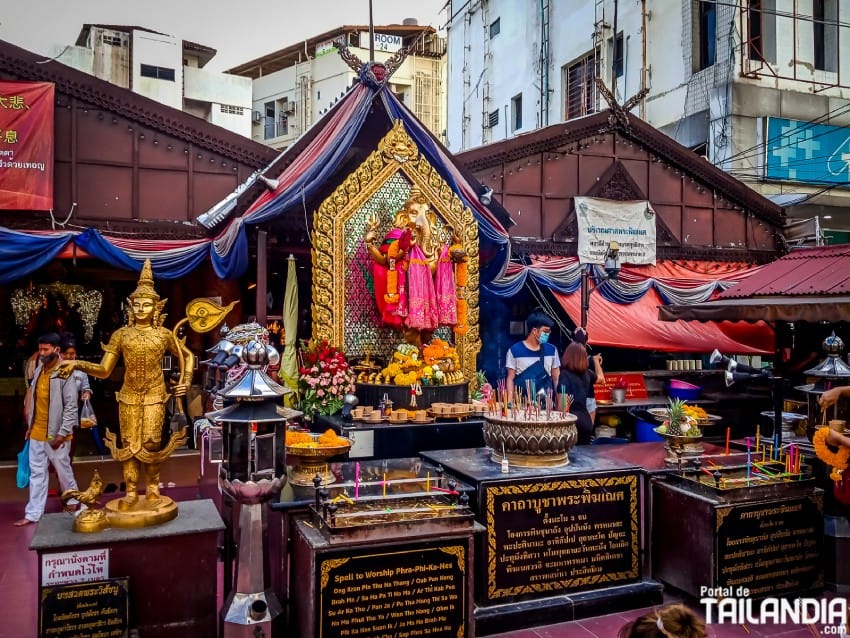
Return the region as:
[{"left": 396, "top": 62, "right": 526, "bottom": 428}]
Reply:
[
  {"left": 256, "top": 229, "right": 268, "bottom": 326},
  {"left": 369, "top": 0, "right": 375, "bottom": 62},
  {"left": 581, "top": 268, "right": 590, "bottom": 329}
]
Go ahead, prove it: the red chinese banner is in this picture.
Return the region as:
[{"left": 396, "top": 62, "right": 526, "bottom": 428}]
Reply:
[{"left": 0, "top": 82, "right": 54, "bottom": 210}]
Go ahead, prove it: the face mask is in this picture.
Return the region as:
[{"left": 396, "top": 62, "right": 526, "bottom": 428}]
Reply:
[
  {"left": 538, "top": 332, "right": 550, "bottom": 344},
  {"left": 39, "top": 352, "right": 58, "bottom": 365}
]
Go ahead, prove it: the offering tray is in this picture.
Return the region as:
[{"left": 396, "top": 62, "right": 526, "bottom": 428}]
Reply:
[
  {"left": 483, "top": 410, "right": 578, "bottom": 467},
  {"left": 654, "top": 428, "right": 704, "bottom": 466},
  {"left": 308, "top": 464, "right": 476, "bottom": 543},
  {"left": 286, "top": 434, "right": 353, "bottom": 486},
  {"left": 665, "top": 461, "right": 815, "bottom": 503}
]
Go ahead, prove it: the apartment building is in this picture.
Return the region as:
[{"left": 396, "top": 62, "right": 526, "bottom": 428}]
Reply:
[
  {"left": 446, "top": 1, "right": 850, "bottom": 241},
  {"left": 54, "top": 24, "right": 253, "bottom": 137},
  {"left": 227, "top": 21, "right": 446, "bottom": 150}
]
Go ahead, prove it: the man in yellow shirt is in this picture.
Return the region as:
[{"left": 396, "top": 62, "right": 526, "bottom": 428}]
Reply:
[{"left": 15, "top": 333, "right": 80, "bottom": 526}]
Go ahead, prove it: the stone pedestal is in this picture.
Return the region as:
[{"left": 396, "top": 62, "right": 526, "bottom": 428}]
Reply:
[
  {"left": 31, "top": 499, "right": 224, "bottom": 638},
  {"left": 422, "top": 447, "right": 662, "bottom": 635},
  {"left": 652, "top": 480, "right": 823, "bottom": 599}
]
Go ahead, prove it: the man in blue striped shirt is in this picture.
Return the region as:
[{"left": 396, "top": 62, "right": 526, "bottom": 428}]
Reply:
[{"left": 506, "top": 311, "right": 560, "bottom": 400}]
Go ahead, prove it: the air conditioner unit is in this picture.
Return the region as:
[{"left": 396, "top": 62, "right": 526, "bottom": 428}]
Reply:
[
  {"left": 252, "top": 110, "right": 263, "bottom": 123},
  {"left": 283, "top": 101, "right": 296, "bottom": 114}
]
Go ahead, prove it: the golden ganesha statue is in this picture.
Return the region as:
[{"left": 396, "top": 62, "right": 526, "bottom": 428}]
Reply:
[{"left": 364, "top": 187, "right": 468, "bottom": 347}]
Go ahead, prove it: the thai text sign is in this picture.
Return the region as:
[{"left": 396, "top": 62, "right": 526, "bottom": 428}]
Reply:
[
  {"left": 483, "top": 473, "right": 640, "bottom": 602},
  {"left": 594, "top": 373, "right": 648, "bottom": 401},
  {"left": 318, "top": 540, "right": 467, "bottom": 637},
  {"left": 715, "top": 496, "right": 823, "bottom": 597},
  {"left": 0, "top": 81, "right": 54, "bottom": 210},
  {"left": 575, "top": 196, "right": 656, "bottom": 265},
  {"left": 765, "top": 116, "right": 850, "bottom": 186},
  {"left": 42, "top": 548, "right": 109, "bottom": 586},
  {"left": 40, "top": 577, "right": 128, "bottom": 638}
]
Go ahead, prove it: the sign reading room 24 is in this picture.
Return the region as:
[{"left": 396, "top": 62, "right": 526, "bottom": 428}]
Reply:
[
  {"left": 765, "top": 116, "right": 850, "bottom": 186},
  {"left": 0, "top": 81, "right": 54, "bottom": 210}
]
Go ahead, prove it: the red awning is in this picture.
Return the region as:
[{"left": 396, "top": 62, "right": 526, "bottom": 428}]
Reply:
[{"left": 553, "top": 288, "right": 774, "bottom": 354}]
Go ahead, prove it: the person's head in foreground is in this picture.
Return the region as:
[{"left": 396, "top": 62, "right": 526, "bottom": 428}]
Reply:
[{"left": 618, "top": 604, "right": 706, "bottom": 638}]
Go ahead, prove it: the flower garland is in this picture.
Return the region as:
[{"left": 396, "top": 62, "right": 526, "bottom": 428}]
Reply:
[
  {"left": 450, "top": 243, "right": 469, "bottom": 336},
  {"left": 813, "top": 426, "right": 850, "bottom": 481},
  {"left": 384, "top": 241, "right": 403, "bottom": 304}
]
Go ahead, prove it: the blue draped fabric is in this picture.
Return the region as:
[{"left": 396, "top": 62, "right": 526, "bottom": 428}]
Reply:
[
  {"left": 210, "top": 223, "right": 248, "bottom": 280},
  {"left": 0, "top": 227, "right": 73, "bottom": 284},
  {"left": 75, "top": 229, "right": 211, "bottom": 279},
  {"left": 74, "top": 228, "right": 143, "bottom": 272}
]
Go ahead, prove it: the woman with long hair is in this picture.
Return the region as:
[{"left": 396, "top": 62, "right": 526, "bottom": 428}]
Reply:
[{"left": 559, "top": 341, "right": 594, "bottom": 444}]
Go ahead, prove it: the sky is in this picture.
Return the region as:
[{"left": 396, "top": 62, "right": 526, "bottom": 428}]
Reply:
[{"left": 1, "top": 0, "right": 447, "bottom": 72}]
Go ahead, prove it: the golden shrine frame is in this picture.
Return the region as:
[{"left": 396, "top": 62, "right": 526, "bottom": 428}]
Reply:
[{"left": 311, "top": 120, "right": 481, "bottom": 382}]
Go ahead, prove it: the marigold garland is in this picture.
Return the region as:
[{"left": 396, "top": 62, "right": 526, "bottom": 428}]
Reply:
[
  {"left": 452, "top": 243, "right": 468, "bottom": 287},
  {"left": 813, "top": 426, "right": 850, "bottom": 481},
  {"left": 454, "top": 297, "right": 470, "bottom": 336},
  {"left": 385, "top": 268, "right": 398, "bottom": 303}
]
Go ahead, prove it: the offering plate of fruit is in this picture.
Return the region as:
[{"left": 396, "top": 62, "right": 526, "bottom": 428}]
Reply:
[{"left": 654, "top": 398, "right": 704, "bottom": 444}]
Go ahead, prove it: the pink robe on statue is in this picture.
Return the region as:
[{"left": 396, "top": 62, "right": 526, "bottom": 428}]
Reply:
[
  {"left": 405, "top": 244, "right": 439, "bottom": 330},
  {"left": 435, "top": 245, "right": 457, "bottom": 325}
]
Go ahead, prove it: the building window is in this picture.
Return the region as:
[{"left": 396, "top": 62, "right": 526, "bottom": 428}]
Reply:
[
  {"left": 563, "top": 53, "right": 598, "bottom": 120},
  {"left": 487, "top": 110, "right": 499, "bottom": 128},
  {"left": 511, "top": 94, "right": 522, "bottom": 131},
  {"left": 101, "top": 34, "right": 124, "bottom": 47},
  {"left": 490, "top": 18, "right": 501, "bottom": 38},
  {"left": 140, "top": 64, "right": 175, "bottom": 81},
  {"left": 264, "top": 101, "right": 276, "bottom": 140},
  {"left": 219, "top": 105, "right": 245, "bottom": 116},
  {"left": 695, "top": 0, "right": 716, "bottom": 71},
  {"left": 747, "top": 0, "right": 777, "bottom": 63},
  {"left": 814, "top": 0, "right": 838, "bottom": 72},
  {"left": 611, "top": 32, "right": 624, "bottom": 78}
]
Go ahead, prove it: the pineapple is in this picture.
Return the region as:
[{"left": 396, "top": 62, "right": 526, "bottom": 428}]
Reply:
[{"left": 666, "top": 399, "right": 687, "bottom": 436}]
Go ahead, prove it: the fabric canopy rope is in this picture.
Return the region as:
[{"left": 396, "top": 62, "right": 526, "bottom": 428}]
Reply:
[
  {"left": 3, "top": 68, "right": 512, "bottom": 284},
  {"left": 0, "top": 226, "right": 213, "bottom": 283},
  {"left": 485, "top": 255, "right": 763, "bottom": 305}
]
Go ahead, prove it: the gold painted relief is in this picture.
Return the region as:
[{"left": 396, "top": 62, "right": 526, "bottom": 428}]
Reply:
[
  {"left": 312, "top": 120, "right": 480, "bottom": 382},
  {"left": 320, "top": 558, "right": 350, "bottom": 590}
]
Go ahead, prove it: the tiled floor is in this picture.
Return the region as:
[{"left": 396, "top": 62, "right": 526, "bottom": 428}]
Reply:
[{"left": 0, "top": 489, "right": 844, "bottom": 638}]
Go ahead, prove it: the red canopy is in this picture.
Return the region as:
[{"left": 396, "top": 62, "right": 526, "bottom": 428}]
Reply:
[{"left": 554, "top": 287, "right": 774, "bottom": 354}]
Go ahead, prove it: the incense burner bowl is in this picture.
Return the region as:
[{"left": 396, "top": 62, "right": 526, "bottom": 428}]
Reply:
[{"left": 483, "top": 412, "right": 578, "bottom": 467}]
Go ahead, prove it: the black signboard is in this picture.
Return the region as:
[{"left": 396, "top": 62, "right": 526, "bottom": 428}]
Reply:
[
  {"left": 715, "top": 494, "right": 823, "bottom": 597},
  {"left": 483, "top": 472, "right": 640, "bottom": 602},
  {"left": 317, "top": 540, "right": 467, "bottom": 638},
  {"left": 40, "top": 577, "right": 129, "bottom": 638}
]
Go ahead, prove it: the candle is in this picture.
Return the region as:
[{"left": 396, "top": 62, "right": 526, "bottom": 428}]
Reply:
[
  {"left": 747, "top": 437, "right": 752, "bottom": 485},
  {"left": 383, "top": 472, "right": 387, "bottom": 498},
  {"left": 725, "top": 427, "right": 731, "bottom": 456},
  {"left": 426, "top": 472, "right": 430, "bottom": 493},
  {"left": 355, "top": 462, "right": 360, "bottom": 500},
  {"left": 755, "top": 425, "right": 760, "bottom": 452}
]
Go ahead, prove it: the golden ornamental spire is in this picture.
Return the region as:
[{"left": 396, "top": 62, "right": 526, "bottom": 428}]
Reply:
[{"left": 130, "top": 258, "right": 160, "bottom": 301}]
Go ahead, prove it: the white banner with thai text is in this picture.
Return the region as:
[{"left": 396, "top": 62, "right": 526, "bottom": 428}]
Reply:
[
  {"left": 575, "top": 196, "right": 656, "bottom": 265},
  {"left": 42, "top": 548, "right": 109, "bottom": 586}
]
